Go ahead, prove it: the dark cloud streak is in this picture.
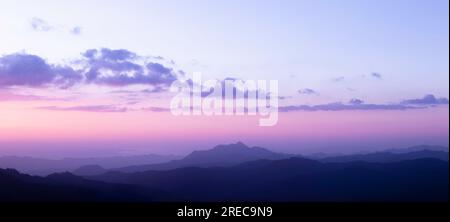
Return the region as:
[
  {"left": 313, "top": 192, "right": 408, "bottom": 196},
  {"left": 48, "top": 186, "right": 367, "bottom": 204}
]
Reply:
[
  {"left": 371, "top": 72, "right": 382, "bottom": 79},
  {"left": 279, "top": 103, "right": 421, "bottom": 112},
  {"left": 279, "top": 95, "right": 448, "bottom": 112},
  {"left": 298, "top": 88, "right": 318, "bottom": 95},
  {"left": 401, "top": 94, "right": 449, "bottom": 105}
]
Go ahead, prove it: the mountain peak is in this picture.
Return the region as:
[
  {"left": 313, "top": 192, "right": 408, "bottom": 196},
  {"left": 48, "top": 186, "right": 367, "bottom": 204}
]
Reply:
[
  {"left": 114, "top": 143, "right": 294, "bottom": 173},
  {"left": 46, "top": 172, "right": 88, "bottom": 184},
  {"left": 181, "top": 142, "right": 291, "bottom": 166},
  {"left": 235, "top": 141, "right": 247, "bottom": 147},
  {"left": 0, "top": 168, "right": 21, "bottom": 177},
  {"left": 212, "top": 142, "right": 250, "bottom": 151},
  {"left": 46, "top": 172, "right": 78, "bottom": 179}
]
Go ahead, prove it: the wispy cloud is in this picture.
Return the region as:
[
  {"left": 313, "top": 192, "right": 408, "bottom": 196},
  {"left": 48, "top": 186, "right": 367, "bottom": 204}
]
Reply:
[
  {"left": 279, "top": 103, "right": 420, "bottom": 112},
  {"left": 0, "top": 91, "right": 70, "bottom": 102},
  {"left": 30, "top": 17, "right": 83, "bottom": 35},
  {"left": 38, "top": 105, "right": 127, "bottom": 113},
  {"left": 298, "top": 88, "right": 319, "bottom": 95},
  {"left": 278, "top": 95, "right": 291, "bottom": 100},
  {"left": 141, "top": 86, "right": 167, "bottom": 94},
  {"left": 195, "top": 77, "right": 265, "bottom": 98},
  {"left": 30, "top": 17, "right": 54, "bottom": 32},
  {"left": 0, "top": 91, "right": 46, "bottom": 101},
  {"left": 371, "top": 72, "right": 382, "bottom": 79},
  {"left": 279, "top": 95, "right": 448, "bottom": 112},
  {"left": 142, "top": 107, "right": 170, "bottom": 112},
  {"left": 70, "top": 26, "right": 82, "bottom": 35},
  {"left": 331, "top": 76, "right": 345, "bottom": 82}
]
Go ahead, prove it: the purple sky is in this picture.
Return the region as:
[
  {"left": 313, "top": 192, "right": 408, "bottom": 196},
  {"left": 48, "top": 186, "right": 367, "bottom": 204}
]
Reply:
[{"left": 0, "top": 0, "right": 448, "bottom": 157}]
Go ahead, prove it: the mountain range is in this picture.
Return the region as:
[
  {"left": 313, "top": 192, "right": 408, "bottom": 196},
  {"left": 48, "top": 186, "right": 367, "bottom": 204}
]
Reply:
[
  {"left": 318, "top": 149, "right": 448, "bottom": 163},
  {"left": 0, "top": 168, "right": 172, "bottom": 202},
  {"left": 1, "top": 157, "right": 447, "bottom": 202},
  {"left": 88, "top": 157, "right": 448, "bottom": 201},
  {"left": 0, "top": 154, "right": 180, "bottom": 176},
  {"left": 0, "top": 143, "right": 448, "bottom": 201},
  {"left": 1, "top": 143, "right": 447, "bottom": 176},
  {"left": 111, "top": 142, "right": 294, "bottom": 173}
]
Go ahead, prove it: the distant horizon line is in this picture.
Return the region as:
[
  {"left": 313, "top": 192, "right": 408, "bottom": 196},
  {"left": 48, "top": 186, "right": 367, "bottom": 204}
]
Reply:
[{"left": 0, "top": 142, "right": 448, "bottom": 160}]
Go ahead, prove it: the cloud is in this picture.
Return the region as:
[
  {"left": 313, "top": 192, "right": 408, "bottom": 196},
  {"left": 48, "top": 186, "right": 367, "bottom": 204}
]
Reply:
[
  {"left": 279, "top": 102, "right": 421, "bottom": 112},
  {"left": 109, "top": 87, "right": 166, "bottom": 96},
  {"left": 349, "top": 98, "right": 364, "bottom": 105},
  {"left": 195, "top": 78, "right": 268, "bottom": 99},
  {"left": 132, "top": 95, "right": 450, "bottom": 113},
  {"left": 38, "top": 105, "right": 127, "bottom": 113},
  {"left": 31, "top": 17, "right": 83, "bottom": 35},
  {"left": 142, "top": 107, "right": 170, "bottom": 112},
  {"left": 147, "top": 62, "right": 172, "bottom": 75},
  {"left": 331, "top": 76, "right": 345, "bottom": 82},
  {"left": 81, "top": 48, "right": 178, "bottom": 87},
  {"left": 371, "top": 72, "right": 382, "bottom": 79},
  {"left": 30, "top": 17, "right": 54, "bottom": 32},
  {"left": 1, "top": 48, "right": 182, "bottom": 89},
  {"left": 279, "top": 95, "right": 449, "bottom": 112},
  {"left": 0, "top": 91, "right": 46, "bottom": 101},
  {"left": 0, "top": 89, "right": 72, "bottom": 102},
  {"left": 83, "top": 48, "right": 137, "bottom": 61},
  {"left": 298, "top": 88, "right": 318, "bottom": 95},
  {"left": 70, "top": 26, "right": 82, "bottom": 35},
  {"left": 0, "top": 53, "right": 82, "bottom": 88},
  {"left": 141, "top": 86, "right": 167, "bottom": 94},
  {"left": 401, "top": 94, "right": 449, "bottom": 105},
  {"left": 278, "top": 96, "right": 292, "bottom": 100}
]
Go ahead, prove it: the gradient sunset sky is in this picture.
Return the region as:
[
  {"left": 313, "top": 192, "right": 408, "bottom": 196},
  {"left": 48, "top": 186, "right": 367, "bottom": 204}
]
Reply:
[{"left": 0, "top": 0, "right": 448, "bottom": 158}]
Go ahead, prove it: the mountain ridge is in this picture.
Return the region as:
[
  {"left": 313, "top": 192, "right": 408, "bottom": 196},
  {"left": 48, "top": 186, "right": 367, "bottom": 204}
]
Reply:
[
  {"left": 319, "top": 149, "right": 449, "bottom": 163},
  {"left": 0, "top": 154, "right": 180, "bottom": 176},
  {"left": 0, "top": 168, "right": 173, "bottom": 202},
  {"left": 87, "top": 157, "right": 449, "bottom": 201},
  {"left": 114, "top": 142, "right": 294, "bottom": 173}
]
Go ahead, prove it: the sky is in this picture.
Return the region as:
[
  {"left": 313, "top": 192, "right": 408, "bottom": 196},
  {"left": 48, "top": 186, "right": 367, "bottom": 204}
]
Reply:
[{"left": 0, "top": 0, "right": 448, "bottom": 158}]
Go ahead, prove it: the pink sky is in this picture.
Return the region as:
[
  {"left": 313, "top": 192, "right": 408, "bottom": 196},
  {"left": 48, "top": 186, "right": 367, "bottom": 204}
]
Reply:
[{"left": 0, "top": 98, "right": 447, "bottom": 157}]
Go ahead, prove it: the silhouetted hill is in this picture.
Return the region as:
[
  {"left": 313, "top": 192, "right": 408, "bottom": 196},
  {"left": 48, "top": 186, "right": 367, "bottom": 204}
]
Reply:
[
  {"left": 89, "top": 158, "right": 449, "bottom": 201},
  {"left": 115, "top": 142, "right": 293, "bottom": 173},
  {"left": 72, "top": 165, "right": 108, "bottom": 176},
  {"left": 319, "top": 150, "right": 449, "bottom": 163},
  {"left": 384, "top": 145, "right": 448, "bottom": 153},
  {"left": 2, "top": 144, "right": 449, "bottom": 202},
  {"left": 0, "top": 168, "right": 172, "bottom": 202},
  {"left": 0, "top": 154, "right": 180, "bottom": 176}
]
